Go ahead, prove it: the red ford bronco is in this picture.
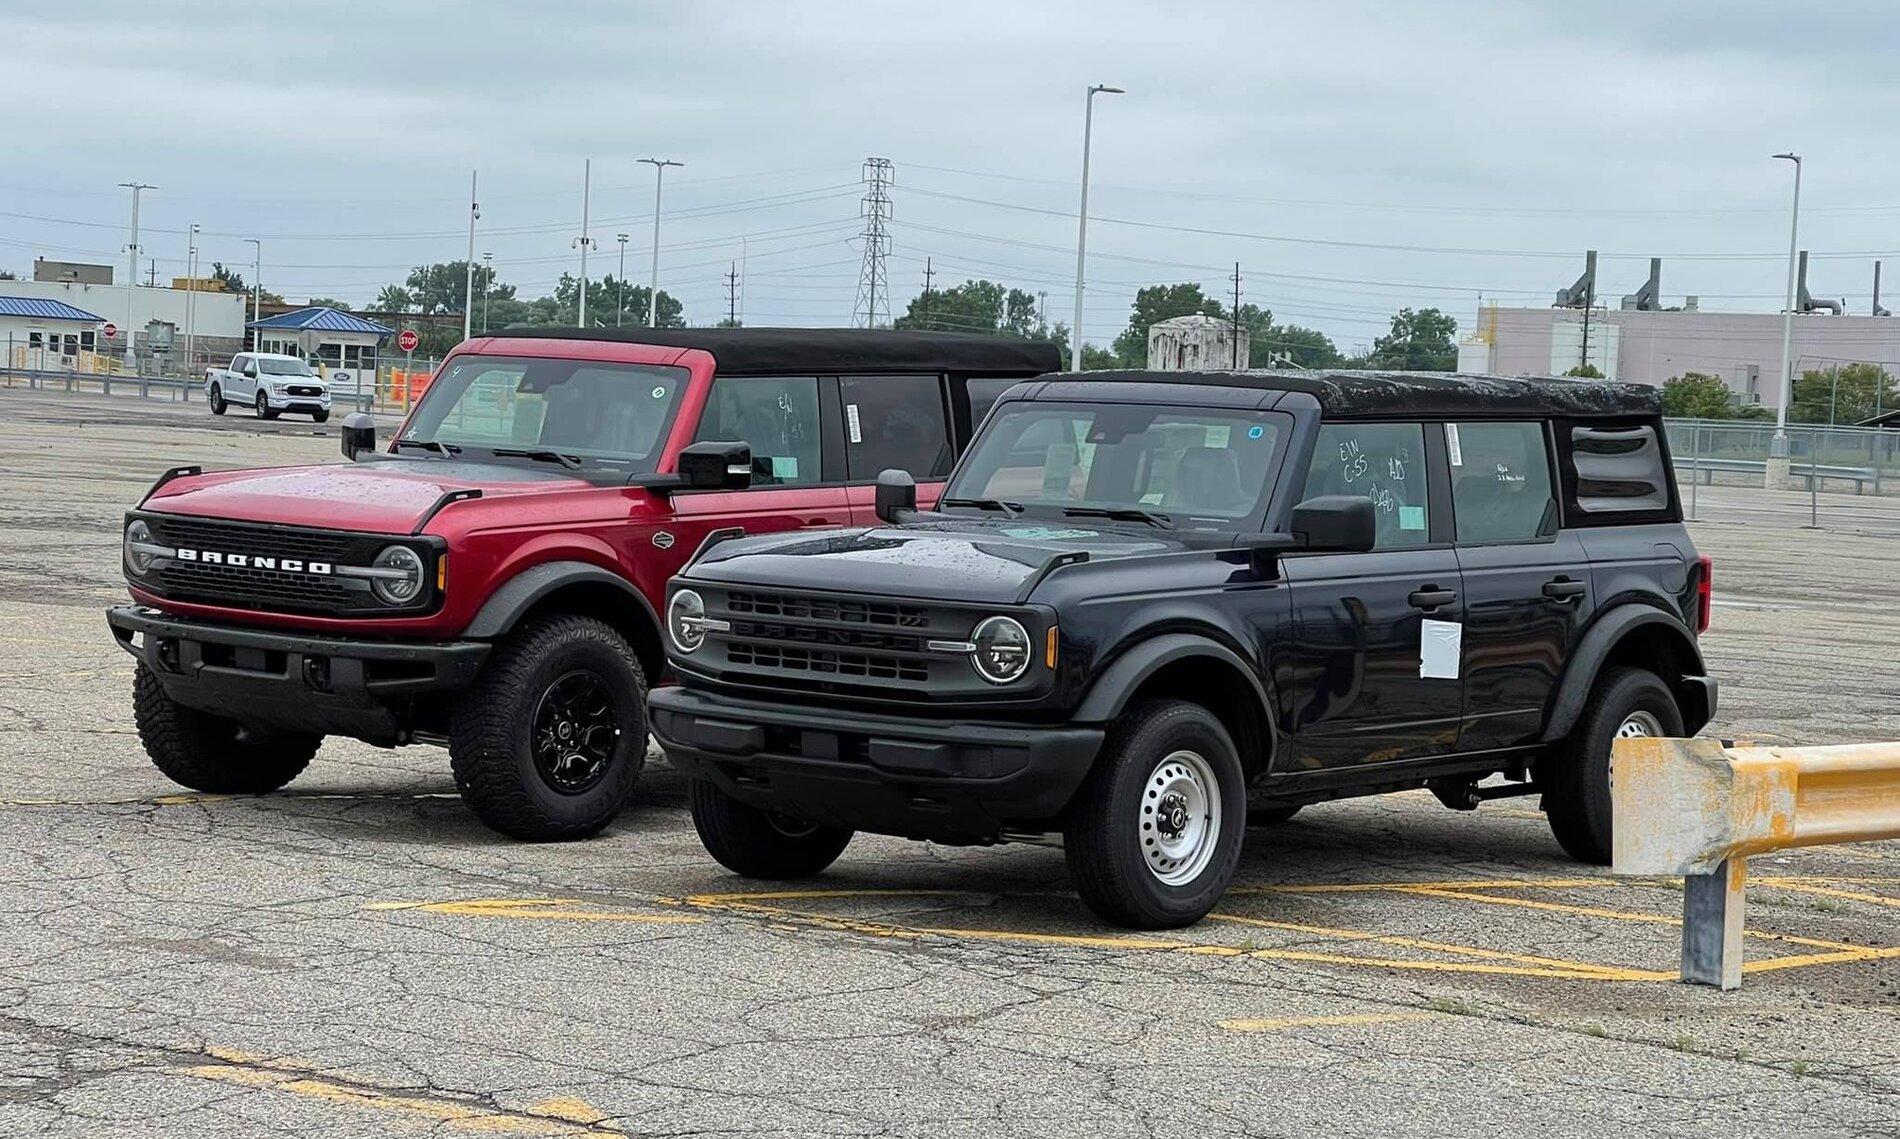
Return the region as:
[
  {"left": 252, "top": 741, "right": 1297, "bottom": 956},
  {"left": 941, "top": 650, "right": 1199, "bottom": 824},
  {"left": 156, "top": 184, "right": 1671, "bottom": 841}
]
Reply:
[{"left": 107, "top": 328, "right": 1059, "bottom": 839}]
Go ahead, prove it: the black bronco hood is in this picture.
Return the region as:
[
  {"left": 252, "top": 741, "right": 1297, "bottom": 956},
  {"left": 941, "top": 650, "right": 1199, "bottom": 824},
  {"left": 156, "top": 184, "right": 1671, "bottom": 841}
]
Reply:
[{"left": 684, "top": 519, "right": 1189, "bottom": 604}]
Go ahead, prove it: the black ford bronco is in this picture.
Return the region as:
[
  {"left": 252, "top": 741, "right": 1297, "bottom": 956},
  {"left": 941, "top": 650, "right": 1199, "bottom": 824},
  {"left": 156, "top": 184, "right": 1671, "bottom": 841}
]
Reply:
[{"left": 649, "top": 370, "right": 1716, "bottom": 928}]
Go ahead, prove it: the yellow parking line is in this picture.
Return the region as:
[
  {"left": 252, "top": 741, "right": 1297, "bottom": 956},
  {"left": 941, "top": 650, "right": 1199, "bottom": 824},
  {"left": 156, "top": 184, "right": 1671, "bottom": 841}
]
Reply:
[
  {"left": 366, "top": 898, "right": 702, "bottom": 925},
  {"left": 1759, "top": 882, "right": 1900, "bottom": 909},
  {"left": 1230, "top": 879, "right": 1612, "bottom": 895},
  {"left": 1206, "top": 911, "right": 1646, "bottom": 978},
  {"left": 1397, "top": 886, "right": 1868, "bottom": 953},
  {"left": 1220, "top": 1012, "right": 1440, "bottom": 1033}
]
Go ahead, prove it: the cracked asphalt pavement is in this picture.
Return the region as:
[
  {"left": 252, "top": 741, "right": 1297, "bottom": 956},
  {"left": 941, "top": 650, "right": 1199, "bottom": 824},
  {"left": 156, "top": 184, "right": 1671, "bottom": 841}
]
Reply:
[{"left": 3, "top": 385, "right": 1898, "bottom": 1137}]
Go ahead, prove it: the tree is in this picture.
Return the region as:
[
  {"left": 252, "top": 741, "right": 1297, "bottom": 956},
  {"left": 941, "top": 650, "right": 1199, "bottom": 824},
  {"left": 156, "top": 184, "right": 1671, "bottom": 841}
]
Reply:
[
  {"left": 210, "top": 261, "right": 282, "bottom": 304},
  {"left": 1790, "top": 363, "right": 1899, "bottom": 425},
  {"left": 895, "top": 278, "right": 1006, "bottom": 334},
  {"left": 0, "top": 269, "right": 15, "bottom": 281},
  {"left": 1565, "top": 363, "right": 1605, "bottom": 379},
  {"left": 305, "top": 297, "right": 354, "bottom": 311},
  {"left": 374, "top": 286, "right": 414, "bottom": 314},
  {"left": 1111, "top": 283, "right": 1224, "bottom": 365},
  {"left": 1660, "top": 372, "right": 1771, "bottom": 420},
  {"left": 1367, "top": 307, "right": 1458, "bottom": 371}
]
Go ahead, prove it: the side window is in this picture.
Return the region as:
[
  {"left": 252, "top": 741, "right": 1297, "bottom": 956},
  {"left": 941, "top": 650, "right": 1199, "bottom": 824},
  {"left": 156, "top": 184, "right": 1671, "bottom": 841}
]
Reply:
[
  {"left": 964, "top": 378, "right": 1018, "bottom": 439},
  {"left": 232, "top": 355, "right": 250, "bottom": 373},
  {"left": 1305, "top": 423, "right": 1430, "bottom": 548},
  {"left": 840, "top": 374, "right": 951, "bottom": 480},
  {"left": 696, "top": 376, "right": 822, "bottom": 488},
  {"left": 1450, "top": 422, "right": 1556, "bottom": 542},
  {"left": 1568, "top": 423, "right": 1668, "bottom": 514}
]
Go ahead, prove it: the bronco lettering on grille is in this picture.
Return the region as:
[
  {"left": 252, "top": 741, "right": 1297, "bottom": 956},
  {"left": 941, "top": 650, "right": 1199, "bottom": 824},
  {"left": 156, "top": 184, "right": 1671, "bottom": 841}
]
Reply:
[{"left": 173, "top": 548, "right": 334, "bottom": 574}]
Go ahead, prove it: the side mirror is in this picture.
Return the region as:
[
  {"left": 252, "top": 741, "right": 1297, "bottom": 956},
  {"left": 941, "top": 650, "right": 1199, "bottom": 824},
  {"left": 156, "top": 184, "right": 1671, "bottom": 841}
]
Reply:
[
  {"left": 339, "top": 412, "right": 377, "bottom": 460},
  {"left": 243, "top": 367, "right": 258, "bottom": 378},
  {"left": 874, "top": 468, "right": 917, "bottom": 525},
  {"left": 1290, "top": 495, "right": 1377, "bottom": 552},
  {"left": 677, "top": 440, "right": 752, "bottom": 491}
]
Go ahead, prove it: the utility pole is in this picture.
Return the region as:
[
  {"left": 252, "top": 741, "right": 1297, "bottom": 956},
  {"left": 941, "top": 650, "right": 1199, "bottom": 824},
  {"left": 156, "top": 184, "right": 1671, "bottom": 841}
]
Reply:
[
  {"left": 615, "top": 234, "right": 629, "bottom": 326},
  {"left": 244, "top": 238, "right": 262, "bottom": 351},
  {"left": 853, "top": 159, "right": 894, "bottom": 328},
  {"left": 639, "top": 158, "right": 683, "bottom": 328},
  {"left": 1770, "top": 152, "right": 1803, "bottom": 486},
  {"left": 1230, "top": 262, "right": 1243, "bottom": 369},
  {"left": 1037, "top": 290, "right": 1048, "bottom": 335},
  {"left": 118, "top": 181, "right": 154, "bottom": 368},
  {"left": 921, "top": 257, "right": 934, "bottom": 326},
  {"left": 462, "top": 171, "right": 480, "bottom": 343},
  {"left": 481, "top": 252, "right": 493, "bottom": 333},
  {"left": 185, "top": 223, "right": 199, "bottom": 376},
  {"left": 1071, "top": 85, "right": 1123, "bottom": 371},
  {"left": 723, "top": 262, "right": 740, "bottom": 326},
  {"left": 573, "top": 159, "right": 595, "bottom": 328}
]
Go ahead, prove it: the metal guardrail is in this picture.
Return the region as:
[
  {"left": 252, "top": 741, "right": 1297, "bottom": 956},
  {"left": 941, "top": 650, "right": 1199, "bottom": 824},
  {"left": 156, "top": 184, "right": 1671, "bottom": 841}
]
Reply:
[
  {"left": 1672, "top": 455, "right": 1877, "bottom": 493},
  {"left": 1611, "top": 735, "right": 1900, "bottom": 989},
  {"left": 0, "top": 367, "right": 379, "bottom": 412}
]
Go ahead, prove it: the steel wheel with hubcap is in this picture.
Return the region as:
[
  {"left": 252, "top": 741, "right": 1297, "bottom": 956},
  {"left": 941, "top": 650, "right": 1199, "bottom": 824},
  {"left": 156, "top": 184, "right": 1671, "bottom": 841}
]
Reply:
[
  {"left": 1065, "top": 699, "right": 1246, "bottom": 929},
  {"left": 1541, "top": 666, "right": 1682, "bottom": 865}
]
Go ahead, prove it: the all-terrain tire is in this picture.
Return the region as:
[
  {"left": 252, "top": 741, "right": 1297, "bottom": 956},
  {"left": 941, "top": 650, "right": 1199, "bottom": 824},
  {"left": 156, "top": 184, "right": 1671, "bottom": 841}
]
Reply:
[
  {"left": 1063, "top": 699, "right": 1246, "bottom": 929},
  {"left": 208, "top": 384, "right": 226, "bottom": 415},
  {"left": 689, "top": 779, "right": 853, "bottom": 878},
  {"left": 1541, "top": 666, "right": 1683, "bottom": 865},
  {"left": 448, "top": 614, "right": 647, "bottom": 841},
  {"left": 132, "top": 665, "right": 319, "bottom": 793}
]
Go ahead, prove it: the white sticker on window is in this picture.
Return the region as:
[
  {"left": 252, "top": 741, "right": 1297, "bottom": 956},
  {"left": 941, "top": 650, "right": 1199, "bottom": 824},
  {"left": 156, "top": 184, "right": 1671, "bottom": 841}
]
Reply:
[
  {"left": 771, "top": 456, "right": 798, "bottom": 479},
  {"left": 1446, "top": 423, "right": 1463, "bottom": 467},
  {"left": 1205, "top": 425, "right": 1230, "bottom": 448},
  {"left": 1420, "top": 619, "right": 1462, "bottom": 679},
  {"left": 1043, "top": 442, "right": 1077, "bottom": 495},
  {"left": 846, "top": 403, "right": 862, "bottom": 444}
]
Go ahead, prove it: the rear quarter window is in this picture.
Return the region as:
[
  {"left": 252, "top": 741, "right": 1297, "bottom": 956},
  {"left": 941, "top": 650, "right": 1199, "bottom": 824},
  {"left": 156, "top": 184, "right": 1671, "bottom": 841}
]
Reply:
[{"left": 1560, "top": 420, "right": 1675, "bottom": 521}]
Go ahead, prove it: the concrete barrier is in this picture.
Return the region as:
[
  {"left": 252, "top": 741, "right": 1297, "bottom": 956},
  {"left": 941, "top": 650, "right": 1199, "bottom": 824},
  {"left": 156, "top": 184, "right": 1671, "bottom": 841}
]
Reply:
[{"left": 1612, "top": 736, "right": 1900, "bottom": 989}]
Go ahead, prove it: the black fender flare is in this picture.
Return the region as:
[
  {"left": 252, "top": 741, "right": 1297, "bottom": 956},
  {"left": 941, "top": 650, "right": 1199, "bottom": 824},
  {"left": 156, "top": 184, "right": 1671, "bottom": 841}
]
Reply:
[
  {"left": 1074, "top": 633, "right": 1280, "bottom": 763},
  {"left": 1541, "top": 604, "right": 1709, "bottom": 742},
  {"left": 463, "top": 561, "right": 661, "bottom": 641}
]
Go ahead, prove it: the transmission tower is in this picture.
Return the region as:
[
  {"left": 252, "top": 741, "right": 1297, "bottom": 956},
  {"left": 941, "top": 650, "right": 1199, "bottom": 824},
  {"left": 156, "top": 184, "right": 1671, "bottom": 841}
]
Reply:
[{"left": 854, "top": 158, "right": 894, "bottom": 328}]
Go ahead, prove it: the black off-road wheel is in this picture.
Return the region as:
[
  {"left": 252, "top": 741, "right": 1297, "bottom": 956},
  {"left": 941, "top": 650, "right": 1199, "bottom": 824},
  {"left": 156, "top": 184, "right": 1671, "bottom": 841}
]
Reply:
[
  {"left": 132, "top": 665, "right": 319, "bottom": 794},
  {"left": 448, "top": 615, "right": 647, "bottom": 841},
  {"left": 1063, "top": 700, "right": 1247, "bottom": 929},
  {"left": 208, "top": 384, "right": 226, "bottom": 415},
  {"left": 1541, "top": 666, "right": 1683, "bottom": 865},
  {"left": 689, "top": 779, "right": 853, "bottom": 878}
]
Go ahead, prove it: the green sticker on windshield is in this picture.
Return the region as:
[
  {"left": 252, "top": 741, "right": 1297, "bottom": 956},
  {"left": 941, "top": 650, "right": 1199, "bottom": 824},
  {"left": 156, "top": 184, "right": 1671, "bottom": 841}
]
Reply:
[{"left": 1399, "top": 505, "right": 1426, "bottom": 530}]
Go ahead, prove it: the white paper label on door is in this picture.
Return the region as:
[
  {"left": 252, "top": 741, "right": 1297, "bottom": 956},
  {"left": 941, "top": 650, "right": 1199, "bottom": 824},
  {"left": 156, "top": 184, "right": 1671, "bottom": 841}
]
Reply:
[
  {"left": 846, "top": 403, "right": 862, "bottom": 444},
  {"left": 1445, "top": 423, "right": 1464, "bottom": 467},
  {"left": 1420, "top": 619, "right": 1462, "bottom": 679}
]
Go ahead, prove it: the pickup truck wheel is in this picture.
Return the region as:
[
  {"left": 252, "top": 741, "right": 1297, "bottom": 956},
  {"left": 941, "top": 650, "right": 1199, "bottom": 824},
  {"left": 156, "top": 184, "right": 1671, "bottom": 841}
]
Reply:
[
  {"left": 132, "top": 665, "right": 318, "bottom": 793},
  {"left": 254, "top": 391, "right": 279, "bottom": 420},
  {"left": 312, "top": 410, "right": 329, "bottom": 424},
  {"left": 448, "top": 615, "right": 646, "bottom": 841},
  {"left": 689, "top": 779, "right": 853, "bottom": 878},
  {"left": 1064, "top": 700, "right": 1246, "bottom": 929},
  {"left": 208, "top": 384, "right": 226, "bottom": 415},
  {"left": 1541, "top": 666, "right": 1682, "bottom": 865}
]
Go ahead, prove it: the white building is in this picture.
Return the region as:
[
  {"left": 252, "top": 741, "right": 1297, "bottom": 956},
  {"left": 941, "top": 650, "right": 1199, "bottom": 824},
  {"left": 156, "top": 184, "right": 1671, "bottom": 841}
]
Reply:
[
  {"left": 0, "top": 278, "right": 248, "bottom": 365},
  {"left": 1148, "top": 314, "right": 1249, "bottom": 371},
  {"left": 0, "top": 295, "right": 108, "bottom": 370}
]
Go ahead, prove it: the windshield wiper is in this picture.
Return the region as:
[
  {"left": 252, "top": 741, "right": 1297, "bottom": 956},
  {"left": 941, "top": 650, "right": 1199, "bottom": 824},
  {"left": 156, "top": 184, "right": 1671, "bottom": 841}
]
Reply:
[
  {"left": 393, "top": 439, "right": 462, "bottom": 457},
  {"left": 1060, "top": 506, "right": 1176, "bottom": 529},
  {"left": 489, "top": 447, "right": 584, "bottom": 470},
  {"left": 939, "top": 496, "right": 1023, "bottom": 517}
]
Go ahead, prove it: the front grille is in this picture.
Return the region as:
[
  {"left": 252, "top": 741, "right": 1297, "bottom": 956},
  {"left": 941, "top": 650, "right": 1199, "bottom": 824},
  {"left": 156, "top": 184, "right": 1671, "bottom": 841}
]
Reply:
[
  {"left": 727, "top": 641, "right": 928, "bottom": 682},
  {"left": 136, "top": 513, "right": 427, "bottom": 617},
  {"left": 697, "top": 585, "right": 990, "bottom": 698},
  {"left": 286, "top": 385, "right": 324, "bottom": 397},
  {"left": 727, "top": 590, "right": 929, "bottom": 629}
]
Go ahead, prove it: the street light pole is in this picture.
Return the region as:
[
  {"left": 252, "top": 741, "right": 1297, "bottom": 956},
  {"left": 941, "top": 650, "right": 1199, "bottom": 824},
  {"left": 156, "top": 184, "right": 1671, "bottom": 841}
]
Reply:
[
  {"left": 462, "top": 170, "right": 480, "bottom": 343},
  {"left": 615, "top": 233, "right": 629, "bottom": 326},
  {"left": 481, "top": 252, "right": 493, "bottom": 334},
  {"left": 244, "top": 238, "right": 262, "bottom": 352},
  {"left": 118, "top": 182, "right": 154, "bottom": 369},
  {"left": 1770, "top": 152, "right": 1802, "bottom": 487},
  {"left": 1071, "top": 85, "right": 1122, "bottom": 372},
  {"left": 185, "top": 223, "right": 199, "bottom": 377},
  {"left": 574, "top": 159, "right": 594, "bottom": 328},
  {"left": 639, "top": 158, "right": 683, "bottom": 328}
]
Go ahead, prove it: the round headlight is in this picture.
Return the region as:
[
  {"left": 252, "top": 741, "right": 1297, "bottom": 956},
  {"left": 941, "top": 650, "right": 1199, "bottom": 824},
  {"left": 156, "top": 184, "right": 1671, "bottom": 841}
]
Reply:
[
  {"left": 369, "top": 545, "right": 426, "bottom": 605},
  {"left": 669, "top": 589, "right": 706, "bottom": 653},
  {"left": 970, "top": 615, "right": 1031, "bottom": 684},
  {"left": 123, "top": 520, "right": 157, "bottom": 577}
]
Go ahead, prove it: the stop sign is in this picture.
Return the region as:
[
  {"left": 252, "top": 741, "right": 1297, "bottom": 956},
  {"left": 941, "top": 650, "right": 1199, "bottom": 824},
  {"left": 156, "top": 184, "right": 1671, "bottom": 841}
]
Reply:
[
  {"left": 398, "top": 329, "right": 419, "bottom": 353},
  {"left": 102, "top": 322, "right": 117, "bottom": 339}
]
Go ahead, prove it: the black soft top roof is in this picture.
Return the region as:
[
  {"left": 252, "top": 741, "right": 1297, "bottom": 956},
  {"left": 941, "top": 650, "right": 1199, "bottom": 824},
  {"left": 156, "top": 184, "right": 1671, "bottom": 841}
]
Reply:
[
  {"left": 492, "top": 326, "right": 1062, "bottom": 377},
  {"left": 1041, "top": 369, "right": 1661, "bottom": 418}
]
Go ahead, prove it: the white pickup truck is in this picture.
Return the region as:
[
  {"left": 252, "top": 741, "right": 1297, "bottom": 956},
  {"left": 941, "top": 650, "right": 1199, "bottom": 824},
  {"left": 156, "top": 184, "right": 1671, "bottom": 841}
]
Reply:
[{"left": 205, "top": 353, "right": 332, "bottom": 422}]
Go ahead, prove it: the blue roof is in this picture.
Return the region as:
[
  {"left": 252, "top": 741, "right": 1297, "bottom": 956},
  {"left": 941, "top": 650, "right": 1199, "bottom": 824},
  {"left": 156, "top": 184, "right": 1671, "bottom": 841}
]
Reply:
[
  {"left": 0, "top": 296, "right": 105, "bottom": 322},
  {"left": 247, "top": 306, "right": 395, "bottom": 336}
]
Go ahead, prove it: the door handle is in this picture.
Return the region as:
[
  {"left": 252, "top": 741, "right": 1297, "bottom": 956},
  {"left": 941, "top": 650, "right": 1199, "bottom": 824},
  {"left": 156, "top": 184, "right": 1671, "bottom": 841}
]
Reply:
[
  {"left": 800, "top": 517, "right": 833, "bottom": 528},
  {"left": 1542, "top": 577, "right": 1587, "bottom": 601},
  {"left": 1408, "top": 586, "right": 1457, "bottom": 610}
]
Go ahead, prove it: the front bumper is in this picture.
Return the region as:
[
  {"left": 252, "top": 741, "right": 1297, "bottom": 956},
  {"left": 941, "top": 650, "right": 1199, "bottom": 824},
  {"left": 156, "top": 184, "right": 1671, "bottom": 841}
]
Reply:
[
  {"left": 107, "top": 605, "right": 488, "bottom": 744},
  {"left": 649, "top": 686, "right": 1103, "bottom": 843}
]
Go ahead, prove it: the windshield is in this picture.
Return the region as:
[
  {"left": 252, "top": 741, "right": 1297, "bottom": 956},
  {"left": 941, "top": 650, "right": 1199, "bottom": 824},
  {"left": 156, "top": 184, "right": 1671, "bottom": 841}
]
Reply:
[
  {"left": 257, "top": 358, "right": 312, "bottom": 376},
  {"left": 945, "top": 402, "right": 1286, "bottom": 527},
  {"left": 400, "top": 356, "right": 689, "bottom": 473}
]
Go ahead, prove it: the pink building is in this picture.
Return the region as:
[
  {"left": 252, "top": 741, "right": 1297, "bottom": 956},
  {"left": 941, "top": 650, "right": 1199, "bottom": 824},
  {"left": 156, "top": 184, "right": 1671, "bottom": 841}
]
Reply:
[{"left": 1460, "top": 305, "right": 1900, "bottom": 404}]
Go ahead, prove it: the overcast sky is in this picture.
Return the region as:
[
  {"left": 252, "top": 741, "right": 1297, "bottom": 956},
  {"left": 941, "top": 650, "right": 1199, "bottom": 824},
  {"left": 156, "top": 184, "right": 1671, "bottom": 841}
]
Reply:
[{"left": 6, "top": 0, "right": 1900, "bottom": 352}]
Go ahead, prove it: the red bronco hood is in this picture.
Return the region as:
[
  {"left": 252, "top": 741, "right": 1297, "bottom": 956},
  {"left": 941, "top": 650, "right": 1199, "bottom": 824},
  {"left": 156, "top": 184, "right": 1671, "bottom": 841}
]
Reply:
[{"left": 142, "top": 460, "right": 586, "bottom": 534}]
